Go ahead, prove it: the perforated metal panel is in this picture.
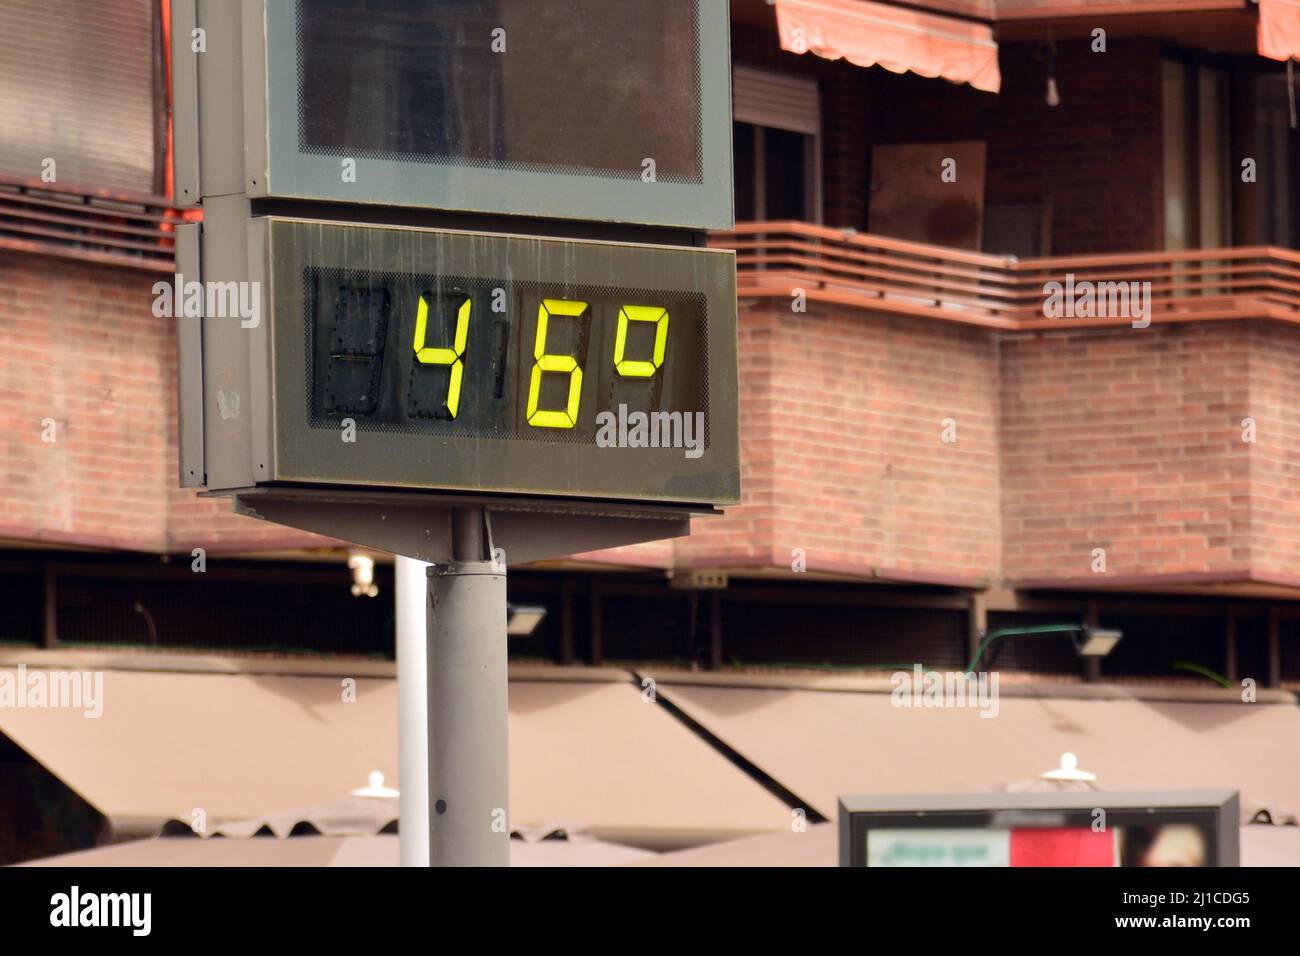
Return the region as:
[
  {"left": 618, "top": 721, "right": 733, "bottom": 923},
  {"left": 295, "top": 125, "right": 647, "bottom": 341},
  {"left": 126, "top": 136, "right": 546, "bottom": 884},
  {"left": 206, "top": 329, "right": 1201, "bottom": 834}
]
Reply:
[
  {"left": 244, "top": 0, "right": 734, "bottom": 228},
  {"left": 0, "top": 0, "right": 160, "bottom": 194}
]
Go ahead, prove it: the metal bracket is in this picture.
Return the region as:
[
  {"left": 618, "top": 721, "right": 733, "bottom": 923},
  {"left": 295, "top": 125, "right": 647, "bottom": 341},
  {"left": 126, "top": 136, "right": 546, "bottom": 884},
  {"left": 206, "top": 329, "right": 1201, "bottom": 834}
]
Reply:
[
  {"left": 226, "top": 486, "right": 702, "bottom": 564},
  {"left": 170, "top": 0, "right": 202, "bottom": 206}
]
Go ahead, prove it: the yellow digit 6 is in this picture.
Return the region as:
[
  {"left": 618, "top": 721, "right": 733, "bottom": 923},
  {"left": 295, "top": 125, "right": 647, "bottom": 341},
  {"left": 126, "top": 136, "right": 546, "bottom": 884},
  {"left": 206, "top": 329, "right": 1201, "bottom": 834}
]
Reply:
[
  {"left": 526, "top": 299, "right": 587, "bottom": 428},
  {"left": 613, "top": 305, "right": 669, "bottom": 377},
  {"left": 413, "top": 293, "right": 469, "bottom": 419}
]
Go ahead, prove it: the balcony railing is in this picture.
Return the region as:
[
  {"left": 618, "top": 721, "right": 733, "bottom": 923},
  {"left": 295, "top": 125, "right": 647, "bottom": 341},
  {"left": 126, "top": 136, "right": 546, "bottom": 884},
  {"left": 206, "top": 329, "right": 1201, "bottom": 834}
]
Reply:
[
  {"left": 710, "top": 221, "right": 1300, "bottom": 329},
  {"left": 0, "top": 174, "right": 187, "bottom": 273}
]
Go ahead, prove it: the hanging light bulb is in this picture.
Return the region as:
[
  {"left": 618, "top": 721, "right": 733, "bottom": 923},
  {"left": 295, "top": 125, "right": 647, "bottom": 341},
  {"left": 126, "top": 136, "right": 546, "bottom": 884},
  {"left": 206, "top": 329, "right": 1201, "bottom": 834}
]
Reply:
[
  {"left": 348, "top": 549, "right": 379, "bottom": 598},
  {"left": 1036, "top": 32, "right": 1061, "bottom": 108}
]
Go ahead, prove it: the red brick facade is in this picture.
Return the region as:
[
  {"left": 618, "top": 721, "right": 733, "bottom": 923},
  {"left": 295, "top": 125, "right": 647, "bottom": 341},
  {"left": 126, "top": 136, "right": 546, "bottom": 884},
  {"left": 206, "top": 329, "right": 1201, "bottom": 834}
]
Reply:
[
  {"left": 868, "top": 39, "right": 1166, "bottom": 254},
  {"left": 1240, "top": 321, "right": 1300, "bottom": 581},
  {"left": 1001, "top": 319, "right": 1300, "bottom": 588},
  {"left": 0, "top": 253, "right": 320, "bottom": 554},
  {"left": 687, "top": 301, "right": 1300, "bottom": 591},
  {"left": 9, "top": 247, "right": 1294, "bottom": 594},
  {"left": 1001, "top": 322, "right": 1253, "bottom": 585},
  {"left": 1, "top": 16, "right": 1292, "bottom": 599},
  {"left": 679, "top": 298, "right": 1002, "bottom": 584},
  {"left": 733, "top": 27, "right": 1168, "bottom": 254}
]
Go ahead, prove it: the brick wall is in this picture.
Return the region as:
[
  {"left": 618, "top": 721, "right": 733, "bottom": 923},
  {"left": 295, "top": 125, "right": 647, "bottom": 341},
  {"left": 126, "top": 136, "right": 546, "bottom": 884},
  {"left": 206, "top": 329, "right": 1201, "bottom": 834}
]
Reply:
[
  {"left": 678, "top": 299, "right": 1003, "bottom": 583},
  {"left": 673, "top": 295, "right": 784, "bottom": 570},
  {"left": 0, "top": 252, "right": 322, "bottom": 554},
  {"left": 734, "top": 29, "right": 1167, "bottom": 253},
  {"left": 0, "top": 254, "right": 170, "bottom": 550},
  {"left": 684, "top": 301, "right": 1300, "bottom": 591},
  {"left": 8, "top": 251, "right": 1300, "bottom": 592},
  {"left": 987, "top": 39, "right": 1165, "bottom": 255},
  {"left": 999, "top": 322, "right": 1253, "bottom": 584},
  {"left": 1244, "top": 321, "right": 1300, "bottom": 579},
  {"left": 819, "top": 65, "right": 873, "bottom": 230},
  {"left": 868, "top": 39, "right": 1166, "bottom": 254}
]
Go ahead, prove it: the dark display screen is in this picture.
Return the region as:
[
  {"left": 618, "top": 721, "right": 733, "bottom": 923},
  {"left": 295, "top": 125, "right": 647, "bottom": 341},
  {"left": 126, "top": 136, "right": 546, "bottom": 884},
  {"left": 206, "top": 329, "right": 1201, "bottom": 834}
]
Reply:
[
  {"left": 862, "top": 824, "right": 1214, "bottom": 867},
  {"left": 296, "top": 0, "right": 702, "bottom": 183},
  {"left": 840, "top": 793, "right": 1237, "bottom": 867},
  {"left": 263, "top": 219, "right": 738, "bottom": 504},
  {"left": 308, "top": 271, "right": 707, "bottom": 443}
]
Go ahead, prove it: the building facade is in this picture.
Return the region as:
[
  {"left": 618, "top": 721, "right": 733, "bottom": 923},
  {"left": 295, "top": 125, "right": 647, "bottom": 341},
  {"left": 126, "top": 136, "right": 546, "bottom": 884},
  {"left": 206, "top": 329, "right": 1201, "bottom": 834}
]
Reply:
[{"left": 2, "top": 0, "right": 1300, "bottom": 689}]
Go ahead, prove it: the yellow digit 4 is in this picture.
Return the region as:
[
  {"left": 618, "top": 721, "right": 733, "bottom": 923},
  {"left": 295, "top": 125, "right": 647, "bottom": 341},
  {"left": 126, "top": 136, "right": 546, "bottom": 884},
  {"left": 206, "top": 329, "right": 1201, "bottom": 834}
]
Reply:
[
  {"left": 413, "top": 293, "right": 470, "bottom": 419},
  {"left": 527, "top": 299, "right": 588, "bottom": 428}
]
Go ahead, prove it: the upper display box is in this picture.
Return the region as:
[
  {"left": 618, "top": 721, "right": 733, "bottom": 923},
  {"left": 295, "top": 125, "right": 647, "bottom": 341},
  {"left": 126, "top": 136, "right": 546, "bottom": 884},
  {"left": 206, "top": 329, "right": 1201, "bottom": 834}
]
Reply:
[{"left": 241, "top": 0, "right": 734, "bottom": 229}]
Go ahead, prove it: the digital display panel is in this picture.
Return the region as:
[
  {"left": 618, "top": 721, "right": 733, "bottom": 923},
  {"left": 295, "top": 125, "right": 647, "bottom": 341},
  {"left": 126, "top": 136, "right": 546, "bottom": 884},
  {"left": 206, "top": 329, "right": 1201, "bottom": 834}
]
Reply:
[
  {"left": 308, "top": 272, "right": 706, "bottom": 444},
  {"left": 259, "top": 218, "right": 739, "bottom": 505},
  {"left": 864, "top": 825, "right": 1212, "bottom": 867},
  {"left": 297, "top": 0, "right": 700, "bottom": 183},
  {"left": 251, "top": 0, "right": 734, "bottom": 228},
  {"left": 838, "top": 792, "right": 1238, "bottom": 868}
]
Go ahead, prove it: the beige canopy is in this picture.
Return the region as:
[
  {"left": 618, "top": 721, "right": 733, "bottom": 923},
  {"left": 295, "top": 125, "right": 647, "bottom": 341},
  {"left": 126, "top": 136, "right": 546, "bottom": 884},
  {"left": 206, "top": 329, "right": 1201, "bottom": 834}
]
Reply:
[
  {"left": 643, "top": 670, "right": 1300, "bottom": 824},
  {"left": 0, "top": 655, "right": 791, "bottom": 850}
]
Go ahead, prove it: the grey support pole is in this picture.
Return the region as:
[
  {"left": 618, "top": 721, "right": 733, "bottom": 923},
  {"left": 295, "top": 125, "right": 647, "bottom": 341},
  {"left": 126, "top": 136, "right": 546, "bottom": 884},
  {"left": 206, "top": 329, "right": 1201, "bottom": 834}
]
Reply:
[
  {"left": 426, "top": 508, "right": 510, "bottom": 866},
  {"left": 396, "top": 555, "right": 430, "bottom": 867}
]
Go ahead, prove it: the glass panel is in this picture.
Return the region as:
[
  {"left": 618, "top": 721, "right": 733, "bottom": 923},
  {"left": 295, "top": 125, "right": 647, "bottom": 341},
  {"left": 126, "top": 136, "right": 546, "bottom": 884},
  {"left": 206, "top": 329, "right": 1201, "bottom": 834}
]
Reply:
[
  {"left": 1253, "top": 71, "right": 1298, "bottom": 247},
  {"left": 733, "top": 122, "right": 755, "bottom": 221},
  {"left": 763, "top": 126, "right": 808, "bottom": 220},
  {"left": 1197, "top": 66, "right": 1229, "bottom": 249},
  {"left": 1162, "top": 60, "right": 1192, "bottom": 251},
  {"left": 296, "top": 0, "right": 702, "bottom": 183}
]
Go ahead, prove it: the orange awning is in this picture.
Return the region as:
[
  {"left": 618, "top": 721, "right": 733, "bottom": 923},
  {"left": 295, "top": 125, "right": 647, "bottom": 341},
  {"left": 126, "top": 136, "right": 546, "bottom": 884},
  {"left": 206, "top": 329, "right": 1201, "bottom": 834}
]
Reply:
[
  {"left": 1258, "top": 0, "right": 1300, "bottom": 61},
  {"left": 774, "top": 0, "right": 1001, "bottom": 94}
]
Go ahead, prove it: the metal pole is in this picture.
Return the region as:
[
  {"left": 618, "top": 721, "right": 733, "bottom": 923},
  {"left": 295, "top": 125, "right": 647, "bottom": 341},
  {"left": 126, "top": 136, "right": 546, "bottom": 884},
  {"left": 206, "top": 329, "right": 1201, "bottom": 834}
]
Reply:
[
  {"left": 395, "top": 555, "right": 430, "bottom": 867},
  {"left": 427, "top": 508, "right": 510, "bottom": 866}
]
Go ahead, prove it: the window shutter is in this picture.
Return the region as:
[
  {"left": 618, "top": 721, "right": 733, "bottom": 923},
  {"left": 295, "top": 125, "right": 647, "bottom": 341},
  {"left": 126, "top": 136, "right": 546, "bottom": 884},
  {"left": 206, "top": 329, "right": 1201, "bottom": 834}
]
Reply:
[
  {"left": 732, "top": 65, "right": 819, "bottom": 136},
  {"left": 0, "top": 0, "right": 159, "bottom": 195}
]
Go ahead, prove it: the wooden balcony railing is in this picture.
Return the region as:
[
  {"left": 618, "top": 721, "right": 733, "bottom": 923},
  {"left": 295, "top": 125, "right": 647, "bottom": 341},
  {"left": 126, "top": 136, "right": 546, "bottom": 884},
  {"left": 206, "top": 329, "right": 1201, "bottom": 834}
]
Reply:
[
  {"left": 710, "top": 221, "right": 1300, "bottom": 330},
  {"left": 0, "top": 174, "right": 189, "bottom": 273}
]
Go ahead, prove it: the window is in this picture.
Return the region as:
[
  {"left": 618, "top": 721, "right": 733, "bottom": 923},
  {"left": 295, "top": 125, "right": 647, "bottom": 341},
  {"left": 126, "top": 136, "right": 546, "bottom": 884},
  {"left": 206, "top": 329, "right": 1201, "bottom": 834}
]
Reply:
[
  {"left": 732, "top": 65, "right": 821, "bottom": 222},
  {"left": 1162, "top": 58, "right": 1231, "bottom": 250},
  {"left": 1247, "top": 67, "right": 1300, "bottom": 248}
]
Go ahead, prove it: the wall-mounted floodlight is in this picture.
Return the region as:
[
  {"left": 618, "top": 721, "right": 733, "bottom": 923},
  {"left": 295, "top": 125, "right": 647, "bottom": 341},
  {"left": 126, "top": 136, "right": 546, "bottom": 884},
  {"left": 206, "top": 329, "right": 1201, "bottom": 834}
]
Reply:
[
  {"left": 967, "top": 623, "right": 1123, "bottom": 673},
  {"left": 506, "top": 605, "right": 547, "bottom": 637},
  {"left": 1077, "top": 627, "right": 1123, "bottom": 657}
]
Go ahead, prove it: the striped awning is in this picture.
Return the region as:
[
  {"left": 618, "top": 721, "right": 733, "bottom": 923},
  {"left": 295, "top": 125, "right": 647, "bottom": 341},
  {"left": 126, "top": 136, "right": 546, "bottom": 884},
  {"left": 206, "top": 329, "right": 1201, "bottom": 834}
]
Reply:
[
  {"left": 1258, "top": 0, "right": 1300, "bottom": 62},
  {"left": 773, "top": 0, "right": 1001, "bottom": 94}
]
